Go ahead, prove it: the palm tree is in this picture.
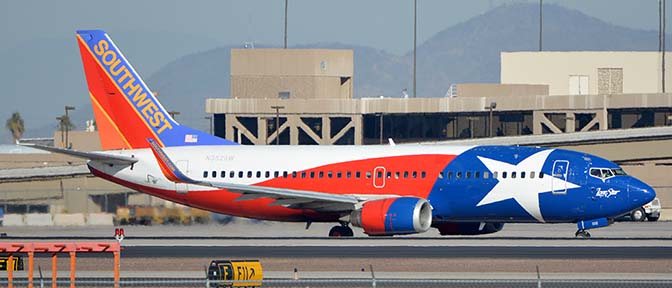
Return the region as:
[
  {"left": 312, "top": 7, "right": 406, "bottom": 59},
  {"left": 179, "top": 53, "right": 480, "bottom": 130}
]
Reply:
[{"left": 5, "top": 112, "right": 25, "bottom": 144}]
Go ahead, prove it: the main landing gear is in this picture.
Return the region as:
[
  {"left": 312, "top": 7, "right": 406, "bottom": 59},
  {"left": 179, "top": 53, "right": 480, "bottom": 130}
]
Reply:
[
  {"left": 328, "top": 223, "right": 354, "bottom": 237},
  {"left": 574, "top": 229, "right": 591, "bottom": 238}
]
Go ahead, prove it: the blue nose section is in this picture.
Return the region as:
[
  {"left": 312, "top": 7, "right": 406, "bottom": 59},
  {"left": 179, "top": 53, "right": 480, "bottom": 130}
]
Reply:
[{"left": 628, "top": 177, "right": 656, "bottom": 207}]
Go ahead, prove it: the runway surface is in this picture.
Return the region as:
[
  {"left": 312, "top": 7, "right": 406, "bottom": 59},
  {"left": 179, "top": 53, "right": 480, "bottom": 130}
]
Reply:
[
  {"left": 114, "top": 245, "right": 672, "bottom": 259},
  {"left": 2, "top": 221, "right": 671, "bottom": 281}
]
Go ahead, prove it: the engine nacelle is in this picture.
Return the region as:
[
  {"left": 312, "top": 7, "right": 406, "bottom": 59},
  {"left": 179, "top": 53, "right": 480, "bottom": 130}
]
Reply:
[
  {"left": 434, "top": 222, "right": 504, "bottom": 235},
  {"left": 350, "top": 197, "right": 432, "bottom": 236}
]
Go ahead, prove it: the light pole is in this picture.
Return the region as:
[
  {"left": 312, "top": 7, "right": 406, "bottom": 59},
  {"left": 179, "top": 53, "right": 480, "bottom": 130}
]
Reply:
[
  {"left": 485, "top": 102, "right": 497, "bottom": 137},
  {"left": 271, "top": 106, "right": 285, "bottom": 145},
  {"left": 539, "top": 0, "right": 543, "bottom": 51},
  {"left": 413, "top": 0, "right": 417, "bottom": 98},
  {"left": 205, "top": 116, "right": 213, "bottom": 135},
  {"left": 56, "top": 116, "right": 65, "bottom": 147},
  {"left": 284, "top": 0, "right": 288, "bottom": 49},
  {"left": 65, "top": 106, "right": 75, "bottom": 149}
]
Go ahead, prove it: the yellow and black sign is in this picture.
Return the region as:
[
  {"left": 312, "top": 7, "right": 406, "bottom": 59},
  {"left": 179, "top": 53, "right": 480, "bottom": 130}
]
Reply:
[
  {"left": 207, "top": 260, "right": 263, "bottom": 287},
  {"left": 0, "top": 256, "right": 24, "bottom": 271}
]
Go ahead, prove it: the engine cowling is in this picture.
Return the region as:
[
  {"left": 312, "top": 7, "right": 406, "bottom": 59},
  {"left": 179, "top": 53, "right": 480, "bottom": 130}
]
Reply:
[
  {"left": 350, "top": 197, "right": 432, "bottom": 236},
  {"left": 434, "top": 222, "right": 504, "bottom": 235}
]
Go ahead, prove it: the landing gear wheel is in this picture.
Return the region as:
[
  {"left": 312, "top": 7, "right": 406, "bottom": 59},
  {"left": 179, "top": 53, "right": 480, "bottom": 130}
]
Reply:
[
  {"left": 328, "top": 225, "right": 354, "bottom": 237},
  {"left": 575, "top": 230, "right": 591, "bottom": 238},
  {"left": 630, "top": 208, "right": 646, "bottom": 222}
]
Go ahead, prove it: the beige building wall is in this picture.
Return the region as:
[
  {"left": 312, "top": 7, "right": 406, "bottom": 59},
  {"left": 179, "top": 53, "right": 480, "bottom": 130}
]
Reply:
[
  {"left": 501, "top": 52, "right": 672, "bottom": 95},
  {"left": 231, "top": 48, "right": 353, "bottom": 100},
  {"left": 53, "top": 130, "right": 101, "bottom": 151},
  {"left": 456, "top": 83, "right": 548, "bottom": 97}
]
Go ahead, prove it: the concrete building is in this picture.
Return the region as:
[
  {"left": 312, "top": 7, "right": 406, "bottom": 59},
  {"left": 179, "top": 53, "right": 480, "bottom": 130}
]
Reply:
[
  {"left": 230, "top": 48, "right": 353, "bottom": 100},
  {"left": 501, "top": 52, "right": 672, "bottom": 95}
]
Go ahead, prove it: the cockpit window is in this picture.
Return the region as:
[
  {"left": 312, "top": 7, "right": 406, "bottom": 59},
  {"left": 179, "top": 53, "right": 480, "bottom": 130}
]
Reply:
[
  {"left": 590, "top": 167, "right": 626, "bottom": 180},
  {"left": 612, "top": 168, "right": 627, "bottom": 176},
  {"left": 601, "top": 169, "right": 614, "bottom": 178}
]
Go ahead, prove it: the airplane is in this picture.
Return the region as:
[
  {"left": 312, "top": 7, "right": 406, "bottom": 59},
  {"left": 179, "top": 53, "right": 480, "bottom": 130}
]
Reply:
[{"left": 29, "top": 29, "right": 656, "bottom": 238}]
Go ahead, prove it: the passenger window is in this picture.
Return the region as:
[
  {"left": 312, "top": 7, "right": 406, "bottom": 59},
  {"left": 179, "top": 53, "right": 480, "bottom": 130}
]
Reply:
[
  {"left": 337, "top": 171, "right": 342, "bottom": 178},
  {"left": 301, "top": 172, "right": 306, "bottom": 178},
  {"left": 274, "top": 171, "right": 280, "bottom": 178},
  {"left": 265, "top": 171, "right": 270, "bottom": 178},
  {"left": 377, "top": 171, "right": 383, "bottom": 178},
  {"left": 502, "top": 172, "right": 508, "bottom": 179},
  {"left": 283, "top": 171, "right": 288, "bottom": 178},
  {"left": 421, "top": 171, "right": 426, "bottom": 178},
  {"left": 465, "top": 171, "right": 471, "bottom": 179},
  {"left": 493, "top": 171, "right": 498, "bottom": 179},
  {"left": 530, "top": 171, "right": 535, "bottom": 179},
  {"left": 395, "top": 171, "right": 400, "bottom": 179},
  {"left": 230, "top": 171, "right": 235, "bottom": 178},
  {"left": 386, "top": 172, "right": 392, "bottom": 179},
  {"left": 356, "top": 171, "right": 361, "bottom": 178},
  {"left": 291, "top": 171, "right": 297, "bottom": 178},
  {"left": 404, "top": 171, "right": 409, "bottom": 178},
  {"left": 257, "top": 171, "right": 262, "bottom": 178},
  {"left": 247, "top": 171, "right": 253, "bottom": 178},
  {"left": 438, "top": 172, "right": 444, "bottom": 179},
  {"left": 447, "top": 172, "right": 453, "bottom": 179},
  {"left": 221, "top": 171, "right": 226, "bottom": 178},
  {"left": 203, "top": 171, "right": 208, "bottom": 178},
  {"left": 412, "top": 171, "right": 418, "bottom": 178},
  {"left": 328, "top": 171, "right": 333, "bottom": 178},
  {"left": 475, "top": 171, "right": 481, "bottom": 179},
  {"left": 539, "top": 172, "right": 544, "bottom": 178},
  {"left": 310, "top": 171, "right": 315, "bottom": 178},
  {"left": 346, "top": 171, "right": 352, "bottom": 178},
  {"left": 456, "top": 172, "right": 462, "bottom": 179},
  {"left": 511, "top": 172, "right": 516, "bottom": 179},
  {"left": 319, "top": 171, "right": 324, "bottom": 178},
  {"left": 366, "top": 171, "right": 371, "bottom": 179},
  {"left": 212, "top": 171, "right": 217, "bottom": 178},
  {"left": 483, "top": 171, "right": 489, "bottom": 179},
  {"left": 239, "top": 171, "right": 244, "bottom": 178},
  {"left": 521, "top": 172, "right": 526, "bottom": 178}
]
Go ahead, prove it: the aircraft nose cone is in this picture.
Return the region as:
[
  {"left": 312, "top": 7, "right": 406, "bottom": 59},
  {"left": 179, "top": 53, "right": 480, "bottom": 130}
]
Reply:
[{"left": 629, "top": 178, "right": 656, "bottom": 206}]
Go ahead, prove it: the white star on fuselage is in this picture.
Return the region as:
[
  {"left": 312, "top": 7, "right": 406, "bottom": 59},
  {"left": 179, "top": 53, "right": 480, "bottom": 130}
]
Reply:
[{"left": 476, "top": 149, "right": 580, "bottom": 223}]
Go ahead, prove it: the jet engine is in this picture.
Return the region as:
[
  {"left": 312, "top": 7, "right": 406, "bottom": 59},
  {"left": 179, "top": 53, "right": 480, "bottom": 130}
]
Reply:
[
  {"left": 350, "top": 197, "right": 432, "bottom": 236},
  {"left": 434, "top": 222, "right": 504, "bottom": 235}
]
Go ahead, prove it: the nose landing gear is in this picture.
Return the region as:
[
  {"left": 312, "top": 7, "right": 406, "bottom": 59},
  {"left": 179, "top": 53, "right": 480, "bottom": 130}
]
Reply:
[{"left": 328, "top": 222, "right": 354, "bottom": 237}]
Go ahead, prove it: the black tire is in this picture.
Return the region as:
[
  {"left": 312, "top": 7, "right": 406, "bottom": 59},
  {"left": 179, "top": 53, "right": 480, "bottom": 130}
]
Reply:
[
  {"left": 647, "top": 215, "right": 660, "bottom": 222},
  {"left": 328, "top": 226, "right": 344, "bottom": 237},
  {"left": 630, "top": 208, "right": 646, "bottom": 222},
  {"left": 328, "top": 226, "right": 354, "bottom": 237}
]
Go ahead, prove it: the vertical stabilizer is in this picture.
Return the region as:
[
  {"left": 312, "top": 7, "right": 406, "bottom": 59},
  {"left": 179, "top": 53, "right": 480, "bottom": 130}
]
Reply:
[{"left": 76, "top": 30, "right": 237, "bottom": 150}]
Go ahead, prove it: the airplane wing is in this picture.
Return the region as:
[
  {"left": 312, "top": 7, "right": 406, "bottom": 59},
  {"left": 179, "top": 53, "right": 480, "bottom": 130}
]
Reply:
[
  {"left": 21, "top": 144, "right": 138, "bottom": 165},
  {"left": 146, "top": 138, "right": 360, "bottom": 213}
]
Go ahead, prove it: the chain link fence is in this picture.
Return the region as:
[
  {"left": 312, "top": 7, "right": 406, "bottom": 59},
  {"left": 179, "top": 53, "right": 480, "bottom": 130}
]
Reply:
[{"left": 2, "top": 278, "right": 672, "bottom": 288}]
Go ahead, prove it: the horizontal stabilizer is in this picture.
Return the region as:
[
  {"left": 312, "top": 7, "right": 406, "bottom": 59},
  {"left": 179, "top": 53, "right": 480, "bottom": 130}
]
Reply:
[{"left": 22, "top": 144, "right": 138, "bottom": 165}]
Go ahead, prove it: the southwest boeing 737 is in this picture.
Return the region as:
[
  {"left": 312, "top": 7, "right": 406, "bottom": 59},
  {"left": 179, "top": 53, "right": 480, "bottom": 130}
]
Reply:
[{"left": 30, "top": 30, "right": 655, "bottom": 237}]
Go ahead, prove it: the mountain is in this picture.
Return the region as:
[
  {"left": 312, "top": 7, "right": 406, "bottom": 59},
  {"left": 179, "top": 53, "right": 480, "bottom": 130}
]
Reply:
[
  {"left": 4, "top": 3, "right": 670, "bottom": 142},
  {"left": 413, "top": 3, "right": 663, "bottom": 96}
]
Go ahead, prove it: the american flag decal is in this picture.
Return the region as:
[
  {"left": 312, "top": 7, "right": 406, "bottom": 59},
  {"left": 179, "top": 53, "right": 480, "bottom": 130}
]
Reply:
[{"left": 185, "top": 134, "right": 198, "bottom": 143}]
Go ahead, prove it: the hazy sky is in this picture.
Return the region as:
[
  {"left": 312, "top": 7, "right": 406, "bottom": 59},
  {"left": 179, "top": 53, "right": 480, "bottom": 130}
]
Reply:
[{"left": 2, "top": 0, "right": 668, "bottom": 56}]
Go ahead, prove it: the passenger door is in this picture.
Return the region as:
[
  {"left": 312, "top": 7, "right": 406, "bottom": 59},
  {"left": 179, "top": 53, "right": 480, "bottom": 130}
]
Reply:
[{"left": 373, "top": 166, "right": 386, "bottom": 188}]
